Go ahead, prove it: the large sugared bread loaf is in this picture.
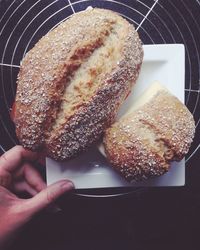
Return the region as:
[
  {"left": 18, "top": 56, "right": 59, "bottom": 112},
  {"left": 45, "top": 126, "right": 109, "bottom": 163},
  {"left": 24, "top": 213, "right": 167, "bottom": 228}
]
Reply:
[
  {"left": 14, "top": 8, "right": 143, "bottom": 160},
  {"left": 103, "top": 82, "right": 195, "bottom": 182}
]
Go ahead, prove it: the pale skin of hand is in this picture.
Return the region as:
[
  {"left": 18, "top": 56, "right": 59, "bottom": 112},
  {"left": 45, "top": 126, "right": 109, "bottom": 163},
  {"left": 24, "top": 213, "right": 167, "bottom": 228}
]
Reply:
[{"left": 0, "top": 145, "right": 74, "bottom": 248}]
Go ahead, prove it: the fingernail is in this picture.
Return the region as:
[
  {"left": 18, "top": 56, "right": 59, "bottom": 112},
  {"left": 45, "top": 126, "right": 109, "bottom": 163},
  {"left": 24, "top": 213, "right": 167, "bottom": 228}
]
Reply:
[{"left": 61, "top": 181, "right": 74, "bottom": 191}]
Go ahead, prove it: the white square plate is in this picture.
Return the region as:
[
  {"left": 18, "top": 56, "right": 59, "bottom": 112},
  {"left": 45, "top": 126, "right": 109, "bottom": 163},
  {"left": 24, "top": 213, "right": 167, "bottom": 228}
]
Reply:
[{"left": 46, "top": 44, "right": 185, "bottom": 188}]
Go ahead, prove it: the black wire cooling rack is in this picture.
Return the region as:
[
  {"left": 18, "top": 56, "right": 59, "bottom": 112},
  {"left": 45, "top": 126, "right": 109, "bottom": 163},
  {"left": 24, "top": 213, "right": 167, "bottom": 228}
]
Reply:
[{"left": 0, "top": 0, "right": 199, "bottom": 195}]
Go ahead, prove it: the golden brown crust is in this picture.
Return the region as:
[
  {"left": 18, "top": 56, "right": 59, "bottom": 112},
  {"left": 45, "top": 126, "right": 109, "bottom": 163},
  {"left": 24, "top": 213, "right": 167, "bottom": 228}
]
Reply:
[
  {"left": 14, "top": 8, "right": 143, "bottom": 160},
  {"left": 103, "top": 89, "right": 195, "bottom": 182}
]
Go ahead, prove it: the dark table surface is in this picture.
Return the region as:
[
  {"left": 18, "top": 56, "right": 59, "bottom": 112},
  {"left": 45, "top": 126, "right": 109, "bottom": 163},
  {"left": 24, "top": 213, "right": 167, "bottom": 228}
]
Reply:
[{"left": 0, "top": 0, "right": 200, "bottom": 249}]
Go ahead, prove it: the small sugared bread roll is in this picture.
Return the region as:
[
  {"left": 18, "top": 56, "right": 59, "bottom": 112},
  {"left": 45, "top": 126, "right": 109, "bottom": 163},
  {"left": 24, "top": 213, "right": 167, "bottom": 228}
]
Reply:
[
  {"left": 13, "top": 8, "right": 143, "bottom": 160},
  {"left": 103, "top": 82, "right": 195, "bottom": 182}
]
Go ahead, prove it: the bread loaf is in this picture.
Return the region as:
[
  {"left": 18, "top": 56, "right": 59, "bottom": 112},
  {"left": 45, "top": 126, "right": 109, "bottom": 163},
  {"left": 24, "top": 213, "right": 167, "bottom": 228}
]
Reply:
[
  {"left": 13, "top": 8, "right": 143, "bottom": 160},
  {"left": 103, "top": 82, "right": 195, "bottom": 182}
]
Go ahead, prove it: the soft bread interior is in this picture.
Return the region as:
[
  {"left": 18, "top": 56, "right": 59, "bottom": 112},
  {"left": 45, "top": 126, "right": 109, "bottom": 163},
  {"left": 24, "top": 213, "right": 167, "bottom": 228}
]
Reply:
[
  {"left": 53, "top": 22, "right": 126, "bottom": 129},
  {"left": 134, "top": 118, "right": 175, "bottom": 160}
]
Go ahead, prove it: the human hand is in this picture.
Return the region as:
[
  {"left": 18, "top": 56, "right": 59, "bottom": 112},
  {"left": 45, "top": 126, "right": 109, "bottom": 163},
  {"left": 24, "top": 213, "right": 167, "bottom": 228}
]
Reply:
[{"left": 0, "top": 146, "right": 74, "bottom": 248}]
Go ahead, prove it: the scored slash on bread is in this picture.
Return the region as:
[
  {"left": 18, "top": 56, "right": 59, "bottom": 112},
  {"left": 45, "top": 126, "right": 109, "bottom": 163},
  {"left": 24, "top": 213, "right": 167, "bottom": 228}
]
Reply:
[
  {"left": 103, "top": 82, "right": 195, "bottom": 182},
  {"left": 14, "top": 8, "right": 143, "bottom": 160}
]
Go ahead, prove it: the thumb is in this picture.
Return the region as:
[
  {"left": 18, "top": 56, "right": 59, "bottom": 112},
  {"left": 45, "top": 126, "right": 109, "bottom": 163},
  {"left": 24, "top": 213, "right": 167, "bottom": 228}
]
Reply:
[{"left": 24, "top": 180, "right": 74, "bottom": 215}]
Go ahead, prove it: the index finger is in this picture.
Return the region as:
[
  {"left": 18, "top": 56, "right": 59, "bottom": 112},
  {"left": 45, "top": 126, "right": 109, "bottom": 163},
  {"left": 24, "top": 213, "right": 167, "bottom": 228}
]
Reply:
[{"left": 0, "top": 145, "right": 38, "bottom": 173}]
